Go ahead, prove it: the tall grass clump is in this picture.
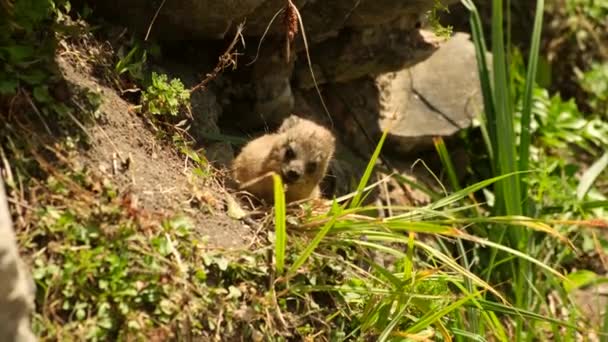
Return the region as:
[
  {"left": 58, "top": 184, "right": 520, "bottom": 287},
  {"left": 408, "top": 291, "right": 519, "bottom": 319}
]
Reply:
[
  {"left": 448, "top": 0, "right": 604, "bottom": 339},
  {"left": 265, "top": 0, "right": 608, "bottom": 340},
  {"left": 459, "top": 1, "right": 546, "bottom": 336},
  {"left": 266, "top": 129, "right": 579, "bottom": 339}
]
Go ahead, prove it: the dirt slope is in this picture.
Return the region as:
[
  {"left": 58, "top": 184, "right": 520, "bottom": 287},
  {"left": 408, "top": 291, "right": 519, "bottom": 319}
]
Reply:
[{"left": 55, "top": 55, "right": 252, "bottom": 249}]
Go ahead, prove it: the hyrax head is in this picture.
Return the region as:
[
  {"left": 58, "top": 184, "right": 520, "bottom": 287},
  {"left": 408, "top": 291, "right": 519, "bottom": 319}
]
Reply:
[{"left": 274, "top": 115, "right": 335, "bottom": 186}]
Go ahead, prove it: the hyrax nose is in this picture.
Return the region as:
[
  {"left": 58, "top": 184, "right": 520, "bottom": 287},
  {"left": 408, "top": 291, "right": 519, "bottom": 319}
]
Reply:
[{"left": 284, "top": 169, "right": 301, "bottom": 184}]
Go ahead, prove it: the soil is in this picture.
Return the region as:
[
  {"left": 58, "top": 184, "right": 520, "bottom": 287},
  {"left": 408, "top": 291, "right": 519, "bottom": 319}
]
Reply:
[{"left": 55, "top": 55, "right": 253, "bottom": 249}]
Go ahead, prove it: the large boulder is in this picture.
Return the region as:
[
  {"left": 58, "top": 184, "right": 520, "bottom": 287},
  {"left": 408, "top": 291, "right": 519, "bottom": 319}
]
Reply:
[
  {"left": 313, "top": 32, "right": 483, "bottom": 155},
  {"left": 88, "top": 0, "right": 462, "bottom": 131},
  {"left": 88, "top": 0, "right": 451, "bottom": 41}
]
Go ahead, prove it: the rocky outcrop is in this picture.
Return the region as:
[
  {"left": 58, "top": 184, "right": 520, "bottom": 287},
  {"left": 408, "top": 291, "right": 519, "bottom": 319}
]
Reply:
[
  {"left": 307, "top": 33, "right": 483, "bottom": 155},
  {"left": 89, "top": 0, "right": 457, "bottom": 41},
  {"left": 89, "top": 1, "right": 483, "bottom": 199},
  {"left": 88, "top": 0, "right": 451, "bottom": 125}
]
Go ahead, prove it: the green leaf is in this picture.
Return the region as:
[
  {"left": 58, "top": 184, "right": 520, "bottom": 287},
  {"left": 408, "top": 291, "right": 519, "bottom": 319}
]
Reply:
[
  {"left": 577, "top": 152, "right": 608, "bottom": 201},
  {"left": 33, "top": 85, "right": 53, "bottom": 103},
  {"left": 273, "top": 173, "right": 286, "bottom": 274},
  {"left": 563, "top": 270, "right": 598, "bottom": 293},
  {"left": 287, "top": 200, "right": 341, "bottom": 275},
  {"left": 350, "top": 129, "right": 388, "bottom": 209},
  {"left": 0, "top": 78, "right": 18, "bottom": 95},
  {"left": 1, "top": 45, "right": 35, "bottom": 63},
  {"left": 19, "top": 69, "right": 48, "bottom": 85}
]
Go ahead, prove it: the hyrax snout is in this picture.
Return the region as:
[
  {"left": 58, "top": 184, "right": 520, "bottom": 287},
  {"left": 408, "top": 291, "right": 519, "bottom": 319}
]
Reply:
[{"left": 232, "top": 115, "right": 335, "bottom": 204}]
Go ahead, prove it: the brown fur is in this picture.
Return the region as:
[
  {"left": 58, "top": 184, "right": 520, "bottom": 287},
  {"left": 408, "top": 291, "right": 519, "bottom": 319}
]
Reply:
[{"left": 232, "top": 115, "right": 335, "bottom": 203}]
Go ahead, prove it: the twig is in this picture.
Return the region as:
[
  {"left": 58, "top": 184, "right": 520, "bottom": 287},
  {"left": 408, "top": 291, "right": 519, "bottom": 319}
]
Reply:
[
  {"left": 191, "top": 23, "right": 246, "bottom": 93},
  {"left": 70, "top": 98, "right": 124, "bottom": 160},
  {"left": 247, "top": 8, "right": 285, "bottom": 66},
  {"left": 22, "top": 89, "right": 52, "bottom": 135},
  {"left": 214, "top": 307, "right": 224, "bottom": 341},
  {"left": 290, "top": 2, "right": 334, "bottom": 128}
]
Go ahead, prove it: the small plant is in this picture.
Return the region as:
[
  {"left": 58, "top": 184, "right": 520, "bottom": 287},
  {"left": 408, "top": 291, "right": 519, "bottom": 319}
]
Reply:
[
  {"left": 141, "top": 72, "right": 190, "bottom": 116},
  {"left": 426, "top": 0, "right": 453, "bottom": 39},
  {"left": 114, "top": 44, "right": 148, "bottom": 82}
]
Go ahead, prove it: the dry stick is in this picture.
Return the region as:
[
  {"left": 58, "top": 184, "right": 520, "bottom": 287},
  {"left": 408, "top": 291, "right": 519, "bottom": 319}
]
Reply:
[
  {"left": 22, "top": 90, "right": 52, "bottom": 135},
  {"left": 247, "top": 8, "right": 285, "bottom": 66},
  {"left": 247, "top": 1, "right": 334, "bottom": 127},
  {"left": 144, "top": 0, "right": 167, "bottom": 42},
  {"left": 191, "top": 23, "right": 245, "bottom": 93},
  {"left": 69, "top": 99, "right": 124, "bottom": 161},
  {"left": 290, "top": 3, "right": 334, "bottom": 128}
]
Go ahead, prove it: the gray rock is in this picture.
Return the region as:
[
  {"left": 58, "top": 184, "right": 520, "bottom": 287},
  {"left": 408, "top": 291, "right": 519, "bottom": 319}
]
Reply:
[
  {"left": 90, "top": 0, "right": 266, "bottom": 40},
  {"left": 89, "top": 0, "right": 456, "bottom": 135},
  {"left": 294, "top": 26, "right": 440, "bottom": 89},
  {"left": 250, "top": 39, "right": 296, "bottom": 127},
  {"left": 315, "top": 32, "right": 482, "bottom": 155},
  {"left": 90, "top": 0, "right": 440, "bottom": 41},
  {"left": 385, "top": 32, "right": 483, "bottom": 154},
  {"left": 346, "top": 0, "right": 431, "bottom": 28}
]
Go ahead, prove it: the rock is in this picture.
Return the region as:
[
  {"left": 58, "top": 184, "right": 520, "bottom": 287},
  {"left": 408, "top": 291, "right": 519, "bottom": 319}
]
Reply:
[
  {"left": 250, "top": 38, "right": 296, "bottom": 127},
  {"left": 385, "top": 32, "right": 483, "bottom": 154},
  {"left": 88, "top": 0, "right": 440, "bottom": 41},
  {"left": 244, "top": 0, "right": 355, "bottom": 43},
  {"left": 88, "top": 0, "right": 266, "bottom": 40},
  {"left": 88, "top": 0, "right": 454, "bottom": 134},
  {"left": 294, "top": 26, "right": 440, "bottom": 89},
  {"left": 215, "top": 38, "right": 296, "bottom": 130},
  {"left": 346, "top": 0, "right": 432, "bottom": 28},
  {"left": 315, "top": 32, "right": 482, "bottom": 155}
]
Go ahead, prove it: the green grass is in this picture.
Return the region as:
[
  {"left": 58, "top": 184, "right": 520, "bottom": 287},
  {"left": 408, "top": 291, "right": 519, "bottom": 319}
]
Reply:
[{"left": 4, "top": 0, "right": 608, "bottom": 340}]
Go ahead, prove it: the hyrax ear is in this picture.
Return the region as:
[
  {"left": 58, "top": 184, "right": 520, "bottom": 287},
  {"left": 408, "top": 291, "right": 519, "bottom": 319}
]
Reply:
[{"left": 278, "top": 115, "right": 302, "bottom": 133}]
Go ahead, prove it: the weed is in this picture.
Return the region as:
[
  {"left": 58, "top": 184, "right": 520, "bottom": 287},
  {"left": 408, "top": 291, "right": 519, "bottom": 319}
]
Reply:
[
  {"left": 427, "top": 0, "right": 453, "bottom": 39},
  {"left": 141, "top": 72, "right": 190, "bottom": 116},
  {"left": 114, "top": 44, "right": 148, "bottom": 82}
]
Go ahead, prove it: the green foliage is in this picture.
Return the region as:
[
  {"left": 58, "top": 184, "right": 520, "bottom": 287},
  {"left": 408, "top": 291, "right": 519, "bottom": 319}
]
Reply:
[
  {"left": 24, "top": 152, "right": 483, "bottom": 340},
  {"left": 115, "top": 44, "right": 148, "bottom": 82},
  {"left": 443, "top": 0, "right": 606, "bottom": 340},
  {"left": 566, "top": 0, "right": 608, "bottom": 21},
  {"left": 31, "top": 171, "right": 189, "bottom": 339},
  {"left": 427, "top": 0, "right": 453, "bottom": 39},
  {"left": 581, "top": 62, "right": 608, "bottom": 115},
  {"left": 0, "top": 0, "right": 61, "bottom": 96},
  {"left": 141, "top": 72, "right": 190, "bottom": 116}
]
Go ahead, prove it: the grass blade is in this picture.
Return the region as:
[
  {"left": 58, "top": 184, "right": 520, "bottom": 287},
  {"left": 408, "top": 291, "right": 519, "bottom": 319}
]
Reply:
[
  {"left": 405, "top": 290, "right": 484, "bottom": 334},
  {"left": 273, "top": 173, "right": 287, "bottom": 274},
  {"left": 350, "top": 130, "right": 388, "bottom": 209},
  {"left": 576, "top": 151, "right": 608, "bottom": 200},
  {"left": 459, "top": 232, "right": 566, "bottom": 281},
  {"left": 469, "top": 299, "right": 579, "bottom": 330},
  {"left": 434, "top": 137, "right": 461, "bottom": 190},
  {"left": 519, "top": 0, "right": 545, "bottom": 211},
  {"left": 429, "top": 171, "right": 528, "bottom": 210},
  {"left": 461, "top": 0, "right": 497, "bottom": 163},
  {"left": 491, "top": 0, "right": 522, "bottom": 219},
  {"left": 287, "top": 201, "right": 341, "bottom": 275},
  {"left": 377, "top": 305, "right": 409, "bottom": 342}
]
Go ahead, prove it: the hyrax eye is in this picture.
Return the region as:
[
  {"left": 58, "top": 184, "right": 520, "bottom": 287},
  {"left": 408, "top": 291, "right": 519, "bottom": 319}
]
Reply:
[
  {"left": 284, "top": 146, "right": 296, "bottom": 160},
  {"left": 305, "top": 161, "right": 317, "bottom": 174}
]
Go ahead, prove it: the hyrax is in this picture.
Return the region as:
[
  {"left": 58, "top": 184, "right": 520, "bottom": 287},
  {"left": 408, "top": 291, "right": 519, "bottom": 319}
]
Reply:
[{"left": 232, "top": 115, "right": 335, "bottom": 203}]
